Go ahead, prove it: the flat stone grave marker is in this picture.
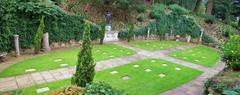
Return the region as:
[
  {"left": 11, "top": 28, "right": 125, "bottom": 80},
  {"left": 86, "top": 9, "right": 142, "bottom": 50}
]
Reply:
[
  {"left": 151, "top": 60, "right": 156, "bottom": 63},
  {"left": 122, "top": 76, "right": 130, "bottom": 80},
  {"left": 36, "top": 87, "right": 50, "bottom": 93},
  {"left": 60, "top": 64, "right": 68, "bottom": 67},
  {"left": 96, "top": 50, "right": 101, "bottom": 52},
  {"left": 109, "top": 55, "right": 115, "bottom": 58},
  {"left": 133, "top": 65, "right": 139, "bottom": 68},
  {"left": 162, "top": 64, "right": 168, "bottom": 66},
  {"left": 159, "top": 74, "right": 166, "bottom": 78},
  {"left": 110, "top": 71, "right": 118, "bottom": 75},
  {"left": 54, "top": 59, "right": 62, "bottom": 62},
  {"left": 25, "top": 68, "right": 36, "bottom": 72},
  {"left": 145, "top": 69, "right": 152, "bottom": 72},
  {"left": 194, "top": 60, "right": 199, "bottom": 62},
  {"left": 175, "top": 68, "right": 181, "bottom": 71}
]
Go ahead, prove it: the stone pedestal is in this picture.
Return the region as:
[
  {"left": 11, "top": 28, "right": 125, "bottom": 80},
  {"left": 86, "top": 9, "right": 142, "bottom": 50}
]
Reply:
[
  {"left": 42, "top": 33, "right": 51, "bottom": 52},
  {"left": 106, "top": 25, "right": 111, "bottom": 32},
  {"left": 186, "top": 35, "right": 191, "bottom": 43},
  {"left": 14, "top": 35, "right": 20, "bottom": 57},
  {"left": 104, "top": 31, "right": 119, "bottom": 42},
  {"left": 147, "top": 28, "right": 150, "bottom": 40},
  {"left": 176, "top": 35, "right": 180, "bottom": 41},
  {"left": 199, "top": 31, "right": 203, "bottom": 44},
  {"left": 165, "top": 33, "right": 169, "bottom": 40}
]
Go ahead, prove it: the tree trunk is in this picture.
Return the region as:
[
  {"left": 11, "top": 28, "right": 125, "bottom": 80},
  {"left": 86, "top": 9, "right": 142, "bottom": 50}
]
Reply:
[
  {"left": 206, "top": 0, "right": 213, "bottom": 15},
  {"left": 194, "top": 0, "right": 202, "bottom": 12}
]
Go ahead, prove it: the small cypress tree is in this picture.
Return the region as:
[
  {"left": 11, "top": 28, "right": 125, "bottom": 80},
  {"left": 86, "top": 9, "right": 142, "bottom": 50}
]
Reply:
[
  {"left": 34, "top": 16, "right": 45, "bottom": 54},
  {"left": 99, "top": 21, "right": 106, "bottom": 44},
  {"left": 72, "top": 22, "right": 95, "bottom": 87},
  {"left": 127, "top": 24, "right": 134, "bottom": 42}
]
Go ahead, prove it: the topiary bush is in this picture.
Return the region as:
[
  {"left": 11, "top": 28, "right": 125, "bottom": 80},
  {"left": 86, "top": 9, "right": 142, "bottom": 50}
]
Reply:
[
  {"left": 85, "top": 82, "right": 126, "bottom": 95},
  {"left": 127, "top": 24, "right": 134, "bottom": 42},
  {"left": 204, "top": 15, "right": 216, "bottom": 24},
  {"left": 99, "top": 21, "right": 106, "bottom": 44},
  {"left": 221, "top": 35, "right": 240, "bottom": 70},
  {"left": 137, "top": 14, "right": 145, "bottom": 22},
  {"left": 72, "top": 23, "right": 95, "bottom": 87},
  {"left": 34, "top": 16, "right": 45, "bottom": 54}
]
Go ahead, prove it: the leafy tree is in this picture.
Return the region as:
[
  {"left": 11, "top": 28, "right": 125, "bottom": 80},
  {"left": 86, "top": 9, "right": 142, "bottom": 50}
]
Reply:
[
  {"left": 221, "top": 35, "right": 240, "bottom": 70},
  {"left": 34, "top": 16, "right": 45, "bottom": 54},
  {"left": 213, "top": 0, "right": 240, "bottom": 23},
  {"left": 72, "top": 22, "right": 95, "bottom": 87}
]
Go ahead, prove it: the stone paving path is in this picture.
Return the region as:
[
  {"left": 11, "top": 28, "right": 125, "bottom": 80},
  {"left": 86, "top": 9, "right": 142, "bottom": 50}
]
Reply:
[{"left": 0, "top": 42, "right": 225, "bottom": 95}]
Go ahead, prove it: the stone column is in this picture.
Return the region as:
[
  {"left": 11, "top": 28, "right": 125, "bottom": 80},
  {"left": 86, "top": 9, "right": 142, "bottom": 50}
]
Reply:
[
  {"left": 165, "top": 33, "right": 169, "bottom": 40},
  {"left": 199, "top": 30, "right": 204, "bottom": 44},
  {"left": 14, "top": 35, "right": 20, "bottom": 57},
  {"left": 147, "top": 28, "right": 150, "bottom": 40},
  {"left": 42, "top": 33, "right": 51, "bottom": 52},
  {"left": 187, "top": 35, "right": 191, "bottom": 43}
]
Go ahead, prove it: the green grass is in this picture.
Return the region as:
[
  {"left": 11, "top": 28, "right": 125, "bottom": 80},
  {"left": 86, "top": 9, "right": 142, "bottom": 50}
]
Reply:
[
  {"left": 169, "top": 45, "right": 221, "bottom": 67},
  {"left": 0, "top": 44, "right": 136, "bottom": 78},
  {"left": 18, "top": 59, "right": 202, "bottom": 95},
  {"left": 128, "top": 40, "right": 189, "bottom": 50}
]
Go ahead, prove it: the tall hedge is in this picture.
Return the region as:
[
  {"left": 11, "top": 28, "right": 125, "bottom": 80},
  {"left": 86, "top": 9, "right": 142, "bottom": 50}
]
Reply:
[{"left": 0, "top": 0, "right": 99, "bottom": 52}]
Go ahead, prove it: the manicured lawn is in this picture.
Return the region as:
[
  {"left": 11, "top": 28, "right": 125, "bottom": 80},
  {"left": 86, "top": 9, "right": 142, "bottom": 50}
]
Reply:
[
  {"left": 128, "top": 40, "right": 189, "bottom": 50},
  {"left": 169, "top": 45, "right": 220, "bottom": 67},
  {"left": 0, "top": 44, "right": 136, "bottom": 78},
  {"left": 19, "top": 59, "right": 202, "bottom": 95}
]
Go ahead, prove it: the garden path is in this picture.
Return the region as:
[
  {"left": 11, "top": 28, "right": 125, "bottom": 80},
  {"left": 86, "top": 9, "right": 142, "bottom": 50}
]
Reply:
[{"left": 0, "top": 42, "right": 225, "bottom": 95}]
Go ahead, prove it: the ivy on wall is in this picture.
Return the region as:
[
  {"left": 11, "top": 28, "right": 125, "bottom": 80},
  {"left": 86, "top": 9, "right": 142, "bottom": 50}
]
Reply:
[{"left": 0, "top": 0, "right": 99, "bottom": 52}]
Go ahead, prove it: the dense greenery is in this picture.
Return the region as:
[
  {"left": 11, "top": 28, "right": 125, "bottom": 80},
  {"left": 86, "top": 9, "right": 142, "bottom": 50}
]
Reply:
[
  {"left": 99, "top": 21, "right": 106, "bottom": 44},
  {"left": 72, "top": 23, "right": 95, "bottom": 87},
  {"left": 51, "top": 82, "right": 125, "bottom": 95},
  {"left": 85, "top": 82, "right": 125, "bottom": 95},
  {"left": 34, "top": 16, "right": 45, "bottom": 54},
  {"left": 221, "top": 35, "right": 240, "bottom": 70},
  {"left": 0, "top": 0, "right": 99, "bottom": 53},
  {"left": 119, "top": 4, "right": 203, "bottom": 40},
  {"left": 204, "top": 70, "right": 240, "bottom": 95}
]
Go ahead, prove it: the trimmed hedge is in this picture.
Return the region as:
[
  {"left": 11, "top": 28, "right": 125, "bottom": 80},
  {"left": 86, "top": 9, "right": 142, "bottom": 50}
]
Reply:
[{"left": 0, "top": 1, "right": 99, "bottom": 52}]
